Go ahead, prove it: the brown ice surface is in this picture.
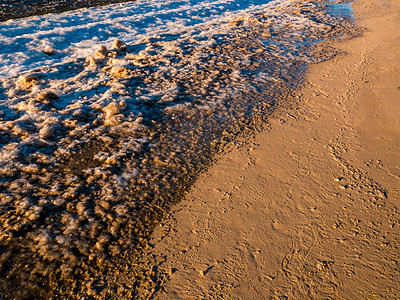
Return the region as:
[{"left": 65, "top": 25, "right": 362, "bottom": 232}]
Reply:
[
  {"left": 147, "top": 0, "right": 400, "bottom": 298},
  {"left": 0, "top": 0, "right": 136, "bottom": 22}
]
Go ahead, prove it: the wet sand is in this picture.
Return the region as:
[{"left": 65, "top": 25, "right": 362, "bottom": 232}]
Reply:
[{"left": 148, "top": 0, "right": 400, "bottom": 298}]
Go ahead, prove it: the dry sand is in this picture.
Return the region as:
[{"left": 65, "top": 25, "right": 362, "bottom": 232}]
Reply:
[{"left": 146, "top": 0, "right": 400, "bottom": 298}]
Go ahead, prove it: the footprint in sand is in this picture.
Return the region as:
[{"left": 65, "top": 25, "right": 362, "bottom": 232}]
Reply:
[{"left": 281, "top": 225, "right": 316, "bottom": 277}]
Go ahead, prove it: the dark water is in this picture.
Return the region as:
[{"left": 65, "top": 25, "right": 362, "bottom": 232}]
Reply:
[{"left": 0, "top": 0, "right": 136, "bottom": 21}]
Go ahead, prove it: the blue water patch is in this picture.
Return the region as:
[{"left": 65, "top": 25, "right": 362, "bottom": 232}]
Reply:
[{"left": 327, "top": 0, "right": 354, "bottom": 20}]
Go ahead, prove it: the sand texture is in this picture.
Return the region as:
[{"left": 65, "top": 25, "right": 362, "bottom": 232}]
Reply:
[{"left": 148, "top": 0, "right": 400, "bottom": 298}]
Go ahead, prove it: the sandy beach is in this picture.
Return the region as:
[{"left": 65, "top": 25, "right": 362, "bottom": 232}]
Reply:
[
  {"left": 0, "top": 0, "right": 398, "bottom": 298},
  {"left": 146, "top": 0, "right": 400, "bottom": 298},
  {"left": 2, "top": 0, "right": 369, "bottom": 297}
]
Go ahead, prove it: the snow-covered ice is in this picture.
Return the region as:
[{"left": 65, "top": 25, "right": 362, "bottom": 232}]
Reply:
[{"left": 0, "top": 0, "right": 280, "bottom": 78}]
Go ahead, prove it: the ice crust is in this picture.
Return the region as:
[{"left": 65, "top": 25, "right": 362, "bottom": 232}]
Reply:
[
  {"left": 0, "top": 0, "right": 356, "bottom": 298},
  {"left": 0, "top": 0, "right": 275, "bottom": 78}
]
